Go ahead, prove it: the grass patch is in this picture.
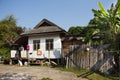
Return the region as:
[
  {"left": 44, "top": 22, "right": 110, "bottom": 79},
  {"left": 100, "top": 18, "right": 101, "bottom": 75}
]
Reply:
[
  {"left": 59, "top": 67, "right": 120, "bottom": 80},
  {"left": 87, "top": 73, "right": 110, "bottom": 80},
  {"left": 40, "top": 77, "right": 53, "bottom": 80}
]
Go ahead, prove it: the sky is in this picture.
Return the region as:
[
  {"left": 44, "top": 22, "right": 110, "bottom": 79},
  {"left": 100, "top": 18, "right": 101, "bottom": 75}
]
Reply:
[{"left": 0, "top": 0, "right": 117, "bottom": 31}]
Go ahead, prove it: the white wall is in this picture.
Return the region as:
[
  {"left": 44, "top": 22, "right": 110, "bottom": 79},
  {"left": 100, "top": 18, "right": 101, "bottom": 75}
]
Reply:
[{"left": 28, "top": 34, "right": 62, "bottom": 59}]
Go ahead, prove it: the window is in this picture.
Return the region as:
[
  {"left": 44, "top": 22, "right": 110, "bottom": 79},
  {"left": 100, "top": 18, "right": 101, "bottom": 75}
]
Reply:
[
  {"left": 46, "top": 39, "right": 53, "bottom": 50},
  {"left": 33, "top": 40, "right": 40, "bottom": 50}
]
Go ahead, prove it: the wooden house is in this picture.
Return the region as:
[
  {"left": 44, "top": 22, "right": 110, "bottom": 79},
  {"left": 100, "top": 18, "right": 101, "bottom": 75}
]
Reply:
[{"left": 11, "top": 19, "right": 69, "bottom": 64}]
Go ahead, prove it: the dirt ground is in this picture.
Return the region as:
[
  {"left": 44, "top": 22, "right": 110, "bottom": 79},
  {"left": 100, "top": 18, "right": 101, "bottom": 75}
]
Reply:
[{"left": 0, "top": 64, "right": 87, "bottom": 80}]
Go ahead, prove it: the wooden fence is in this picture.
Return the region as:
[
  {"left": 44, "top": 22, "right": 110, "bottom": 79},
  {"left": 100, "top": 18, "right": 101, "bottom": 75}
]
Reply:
[{"left": 65, "top": 44, "right": 115, "bottom": 73}]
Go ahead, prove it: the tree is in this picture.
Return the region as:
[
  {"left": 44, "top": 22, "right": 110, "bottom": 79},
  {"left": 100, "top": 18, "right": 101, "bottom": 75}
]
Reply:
[
  {"left": 91, "top": 0, "right": 120, "bottom": 49},
  {"left": 68, "top": 26, "right": 100, "bottom": 45},
  {"left": 0, "top": 15, "right": 24, "bottom": 46},
  {"left": 83, "top": 26, "right": 100, "bottom": 45},
  {"left": 0, "top": 15, "right": 24, "bottom": 63},
  {"left": 68, "top": 26, "right": 85, "bottom": 35},
  {"left": 91, "top": 0, "right": 120, "bottom": 73}
]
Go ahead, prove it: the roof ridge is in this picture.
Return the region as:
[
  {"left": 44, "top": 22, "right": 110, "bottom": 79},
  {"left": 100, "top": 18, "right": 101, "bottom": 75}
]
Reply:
[
  {"left": 21, "top": 18, "right": 68, "bottom": 35},
  {"left": 34, "top": 18, "right": 58, "bottom": 29}
]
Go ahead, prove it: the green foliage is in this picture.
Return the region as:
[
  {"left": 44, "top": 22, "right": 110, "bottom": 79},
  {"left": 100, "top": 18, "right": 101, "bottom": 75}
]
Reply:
[
  {"left": 40, "top": 78, "right": 53, "bottom": 80},
  {"left": 0, "top": 15, "right": 24, "bottom": 63},
  {"left": 0, "top": 15, "right": 24, "bottom": 46},
  {"left": 90, "top": 1, "right": 120, "bottom": 50},
  {"left": 68, "top": 26, "right": 101, "bottom": 45},
  {"left": 84, "top": 27, "right": 100, "bottom": 43},
  {"left": 87, "top": 1, "right": 120, "bottom": 73},
  {"left": 60, "top": 67, "right": 119, "bottom": 80},
  {"left": 98, "top": 2, "right": 108, "bottom": 16},
  {"left": 68, "top": 26, "right": 85, "bottom": 35},
  {"left": 0, "top": 48, "right": 10, "bottom": 64},
  {"left": 0, "top": 48, "right": 9, "bottom": 55}
]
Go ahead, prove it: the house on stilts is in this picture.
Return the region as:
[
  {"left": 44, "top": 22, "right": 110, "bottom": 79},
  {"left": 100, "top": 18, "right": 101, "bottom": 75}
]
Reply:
[
  {"left": 10, "top": 18, "right": 115, "bottom": 74},
  {"left": 10, "top": 18, "right": 83, "bottom": 65}
]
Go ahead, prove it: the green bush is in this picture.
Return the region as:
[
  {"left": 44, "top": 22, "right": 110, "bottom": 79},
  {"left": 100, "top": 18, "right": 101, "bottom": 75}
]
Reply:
[{"left": 0, "top": 48, "right": 10, "bottom": 64}]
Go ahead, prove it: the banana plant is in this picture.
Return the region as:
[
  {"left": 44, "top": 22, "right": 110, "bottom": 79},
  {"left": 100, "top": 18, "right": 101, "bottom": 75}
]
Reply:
[
  {"left": 92, "top": 0, "right": 120, "bottom": 50},
  {"left": 90, "top": 1, "right": 120, "bottom": 72},
  {"left": 83, "top": 26, "right": 100, "bottom": 46}
]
